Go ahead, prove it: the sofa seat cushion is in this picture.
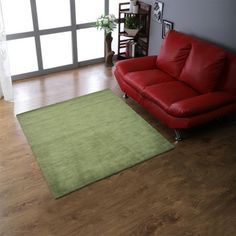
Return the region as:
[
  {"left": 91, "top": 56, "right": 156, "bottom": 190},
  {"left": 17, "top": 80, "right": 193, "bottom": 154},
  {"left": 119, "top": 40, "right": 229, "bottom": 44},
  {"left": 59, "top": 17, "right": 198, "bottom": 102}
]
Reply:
[
  {"left": 179, "top": 39, "right": 226, "bottom": 94},
  {"left": 156, "top": 30, "right": 191, "bottom": 78},
  {"left": 124, "top": 69, "right": 175, "bottom": 93},
  {"left": 169, "top": 92, "right": 236, "bottom": 117},
  {"left": 143, "top": 81, "right": 199, "bottom": 112}
]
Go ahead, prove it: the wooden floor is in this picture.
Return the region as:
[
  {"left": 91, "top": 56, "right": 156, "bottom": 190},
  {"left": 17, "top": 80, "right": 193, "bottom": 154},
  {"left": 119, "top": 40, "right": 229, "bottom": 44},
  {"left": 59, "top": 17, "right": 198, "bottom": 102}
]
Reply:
[{"left": 0, "top": 63, "right": 236, "bottom": 236}]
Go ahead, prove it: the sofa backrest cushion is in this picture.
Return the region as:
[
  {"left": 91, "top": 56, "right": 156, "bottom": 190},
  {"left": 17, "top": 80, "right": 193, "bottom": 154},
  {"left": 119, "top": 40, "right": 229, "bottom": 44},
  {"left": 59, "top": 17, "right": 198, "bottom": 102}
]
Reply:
[
  {"left": 156, "top": 30, "right": 191, "bottom": 78},
  {"left": 179, "top": 38, "right": 226, "bottom": 94}
]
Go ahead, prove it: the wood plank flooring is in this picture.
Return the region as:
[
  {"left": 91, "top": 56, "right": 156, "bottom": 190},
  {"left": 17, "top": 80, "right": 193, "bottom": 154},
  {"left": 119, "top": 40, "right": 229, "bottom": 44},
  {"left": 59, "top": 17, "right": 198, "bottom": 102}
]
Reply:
[{"left": 0, "top": 63, "right": 236, "bottom": 236}]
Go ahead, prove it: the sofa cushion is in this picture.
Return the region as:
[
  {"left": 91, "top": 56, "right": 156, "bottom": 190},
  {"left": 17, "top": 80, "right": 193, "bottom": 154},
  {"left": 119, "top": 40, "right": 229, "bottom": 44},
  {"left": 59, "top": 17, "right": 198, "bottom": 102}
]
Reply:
[
  {"left": 143, "top": 81, "right": 199, "bottom": 112},
  {"left": 179, "top": 39, "right": 226, "bottom": 94},
  {"left": 124, "top": 69, "right": 175, "bottom": 93},
  {"left": 169, "top": 92, "right": 236, "bottom": 117},
  {"left": 156, "top": 30, "right": 191, "bottom": 78}
]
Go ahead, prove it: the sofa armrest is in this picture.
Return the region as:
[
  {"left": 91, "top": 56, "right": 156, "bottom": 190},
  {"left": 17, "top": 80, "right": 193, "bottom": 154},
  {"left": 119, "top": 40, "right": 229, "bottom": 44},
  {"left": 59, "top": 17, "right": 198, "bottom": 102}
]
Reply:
[
  {"left": 115, "top": 56, "right": 157, "bottom": 76},
  {"left": 169, "top": 92, "right": 236, "bottom": 117}
]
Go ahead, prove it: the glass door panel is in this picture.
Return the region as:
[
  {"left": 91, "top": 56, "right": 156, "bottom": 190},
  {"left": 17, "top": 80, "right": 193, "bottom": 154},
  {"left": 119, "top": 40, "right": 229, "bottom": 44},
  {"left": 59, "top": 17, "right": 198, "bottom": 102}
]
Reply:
[
  {"left": 40, "top": 32, "right": 73, "bottom": 69},
  {"left": 2, "top": 0, "right": 120, "bottom": 79},
  {"left": 36, "top": 0, "right": 71, "bottom": 30},
  {"left": 75, "top": 0, "right": 104, "bottom": 24},
  {"left": 7, "top": 38, "right": 38, "bottom": 75},
  {"left": 1, "top": 0, "right": 33, "bottom": 34},
  {"left": 109, "top": 0, "right": 125, "bottom": 18},
  {"left": 77, "top": 28, "right": 104, "bottom": 62}
]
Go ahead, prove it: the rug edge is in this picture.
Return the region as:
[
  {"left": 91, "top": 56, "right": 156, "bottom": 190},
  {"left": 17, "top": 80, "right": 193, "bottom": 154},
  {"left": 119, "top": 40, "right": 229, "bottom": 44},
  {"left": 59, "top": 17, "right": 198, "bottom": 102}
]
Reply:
[
  {"left": 53, "top": 144, "right": 175, "bottom": 199},
  {"left": 16, "top": 89, "right": 112, "bottom": 117}
]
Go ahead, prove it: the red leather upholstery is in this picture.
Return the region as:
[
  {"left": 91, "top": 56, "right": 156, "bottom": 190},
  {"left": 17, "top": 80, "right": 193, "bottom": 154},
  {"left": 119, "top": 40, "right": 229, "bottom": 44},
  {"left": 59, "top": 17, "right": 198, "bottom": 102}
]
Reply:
[
  {"left": 142, "top": 98, "right": 236, "bottom": 129},
  {"left": 169, "top": 92, "right": 236, "bottom": 117},
  {"left": 179, "top": 39, "right": 226, "bottom": 93},
  {"left": 157, "top": 30, "right": 191, "bottom": 78},
  {"left": 220, "top": 53, "right": 236, "bottom": 96},
  {"left": 124, "top": 69, "right": 175, "bottom": 93},
  {"left": 114, "top": 69, "right": 143, "bottom": 103},
  {"left": 143, "top": 81, "right": 198, "bottom": 111},
  {"left": 115, "top": 56, "right": 157, "bottom": 76},
  {"left": 114, "top": 30, "right": 236, "bottom": 130}
]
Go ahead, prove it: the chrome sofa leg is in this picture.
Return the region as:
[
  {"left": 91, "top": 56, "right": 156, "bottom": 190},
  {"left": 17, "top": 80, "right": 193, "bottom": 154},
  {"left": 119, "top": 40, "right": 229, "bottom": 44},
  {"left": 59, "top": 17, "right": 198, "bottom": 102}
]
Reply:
[
  {"left": 123, "top": 93, "right": 129, "bottom": 99},
  {"left": 174, "top": 129, "right": 183, "bottom": 141}
]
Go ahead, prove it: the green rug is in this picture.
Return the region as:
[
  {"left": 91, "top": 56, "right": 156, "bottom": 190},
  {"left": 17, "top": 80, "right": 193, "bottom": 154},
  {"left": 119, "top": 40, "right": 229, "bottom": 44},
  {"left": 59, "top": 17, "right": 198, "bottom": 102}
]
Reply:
[{"left": 17, "top": 90, "right": 174, "bottom": 198}]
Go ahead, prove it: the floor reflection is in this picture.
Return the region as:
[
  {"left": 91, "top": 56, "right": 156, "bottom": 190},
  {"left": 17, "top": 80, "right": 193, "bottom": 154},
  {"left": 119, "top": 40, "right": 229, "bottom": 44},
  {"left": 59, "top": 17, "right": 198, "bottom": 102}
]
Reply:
[{"left": 13, "top": 63, "right": 120, "bottom": 114}]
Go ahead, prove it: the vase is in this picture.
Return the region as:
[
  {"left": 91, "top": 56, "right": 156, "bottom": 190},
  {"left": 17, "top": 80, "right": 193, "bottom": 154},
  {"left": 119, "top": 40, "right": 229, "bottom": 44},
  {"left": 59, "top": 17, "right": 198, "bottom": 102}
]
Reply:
[
  {"left": 105, "top": 32, "right": 114, "bottom": 67},
  {"left": 124, "top": 28, "right": 139, "bottom": 36}
]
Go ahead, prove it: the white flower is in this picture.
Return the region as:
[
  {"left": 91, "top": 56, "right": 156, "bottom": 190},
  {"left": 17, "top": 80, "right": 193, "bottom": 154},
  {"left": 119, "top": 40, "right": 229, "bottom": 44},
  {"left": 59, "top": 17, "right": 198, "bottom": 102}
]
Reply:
[
  {"left": 96, "top": 14, "right": 117, "bottom": 34},
  {"left": 103, "top": 18, "right": 109, "bottom": 25}
]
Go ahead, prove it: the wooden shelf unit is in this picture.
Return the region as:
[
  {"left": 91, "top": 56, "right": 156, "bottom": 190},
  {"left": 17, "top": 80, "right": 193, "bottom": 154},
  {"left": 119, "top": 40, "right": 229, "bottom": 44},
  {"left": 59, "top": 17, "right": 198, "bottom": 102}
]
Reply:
[{"left": 117, "top": 1, "right": 151, "bottom": 60}]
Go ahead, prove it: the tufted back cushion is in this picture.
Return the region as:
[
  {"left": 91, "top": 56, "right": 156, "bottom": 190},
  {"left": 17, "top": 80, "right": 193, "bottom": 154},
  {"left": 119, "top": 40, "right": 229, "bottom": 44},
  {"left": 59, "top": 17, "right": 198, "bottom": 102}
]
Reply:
[
  {"left": 179, "top": 38, "right": 226, "bottom": 94},
  {"left": 156, "top": 30, "right": 191, "bottom": 79}
]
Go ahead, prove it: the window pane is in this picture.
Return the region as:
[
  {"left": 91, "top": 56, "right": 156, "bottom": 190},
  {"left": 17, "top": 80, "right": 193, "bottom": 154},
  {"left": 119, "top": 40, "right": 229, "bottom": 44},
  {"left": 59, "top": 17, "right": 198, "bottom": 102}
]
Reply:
[
  {"left": 77, "top": 28, "right": 104, "bottom": 62},
  {"left": 75, "top": 0, "right": 104, "bottom": 24},
  {"left": 36, "top": 0, "right": 71, "bottom": 30},
  {"left": 1, "top": 0, "right": 33, "bottom": 34},
  {"left": 40, "top": 32, "right": 72, "bottom": 69},
  {"left": 7, "top": 38, "right": 38, "bottom": 75},
  {"left": 109, "top": 0, "right": 125, "bottom": 18}
]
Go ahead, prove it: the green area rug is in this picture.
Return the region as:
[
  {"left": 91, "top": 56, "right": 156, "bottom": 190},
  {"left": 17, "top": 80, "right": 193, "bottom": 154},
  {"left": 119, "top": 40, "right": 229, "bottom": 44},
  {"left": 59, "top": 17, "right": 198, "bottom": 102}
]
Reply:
[{"left": 17, "top": 90, "right": 174, "bottom": 198}]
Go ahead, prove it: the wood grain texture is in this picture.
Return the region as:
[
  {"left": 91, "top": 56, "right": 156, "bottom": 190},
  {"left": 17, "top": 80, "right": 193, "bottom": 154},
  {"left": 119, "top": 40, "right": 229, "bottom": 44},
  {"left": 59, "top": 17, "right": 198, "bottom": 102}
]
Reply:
[{"left": 0, "top": 63, "right": 236, "bottom": 236}]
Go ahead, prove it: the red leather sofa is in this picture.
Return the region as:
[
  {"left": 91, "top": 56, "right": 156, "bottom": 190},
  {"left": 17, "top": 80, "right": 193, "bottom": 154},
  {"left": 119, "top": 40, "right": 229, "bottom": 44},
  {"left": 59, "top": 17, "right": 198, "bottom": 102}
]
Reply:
[{"left": 114, "top": 30, "right": 236, "bottom": 140}]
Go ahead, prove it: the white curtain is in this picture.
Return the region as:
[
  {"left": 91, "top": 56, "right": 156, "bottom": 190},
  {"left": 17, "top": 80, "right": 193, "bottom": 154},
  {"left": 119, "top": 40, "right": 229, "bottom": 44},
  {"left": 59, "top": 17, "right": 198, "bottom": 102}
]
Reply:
[{"left": 0, "top": 1, "right": 13, "bottom": 101}]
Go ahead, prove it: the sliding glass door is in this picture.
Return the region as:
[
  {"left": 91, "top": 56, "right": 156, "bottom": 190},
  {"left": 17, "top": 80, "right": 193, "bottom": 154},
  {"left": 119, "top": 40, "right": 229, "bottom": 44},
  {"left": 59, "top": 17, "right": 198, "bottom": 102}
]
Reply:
[
  {"left": 1, "top": 0, "right": 120, "bottom": 80},
  {"left": 75, "top": 0, "right": 105, "bottom": 62},
  {"left": 2, "top": 0, "right": 38, "bottom": 77}
]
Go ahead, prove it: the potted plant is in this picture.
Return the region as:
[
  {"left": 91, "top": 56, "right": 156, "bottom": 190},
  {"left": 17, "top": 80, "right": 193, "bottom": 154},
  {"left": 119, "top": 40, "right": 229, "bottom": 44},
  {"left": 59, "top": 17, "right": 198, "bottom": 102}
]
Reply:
[
  {"left": 124, "top": 15, "right": 142, "bottom": 36},
  {"left": 96, "top": 14, "right": 117, "bottom": 67}
]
